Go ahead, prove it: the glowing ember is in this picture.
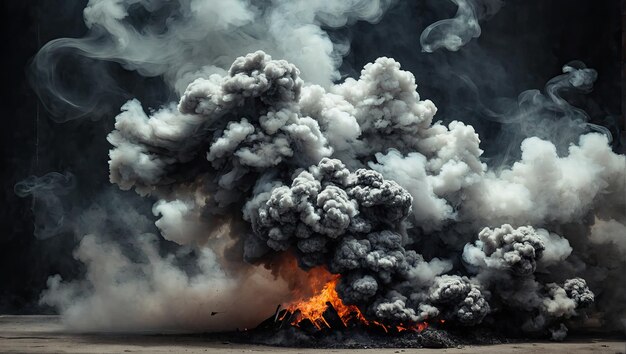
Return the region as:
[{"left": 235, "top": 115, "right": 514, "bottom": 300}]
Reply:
[{"left": 281, "top": 267, "right": 428, "bottom": 333}]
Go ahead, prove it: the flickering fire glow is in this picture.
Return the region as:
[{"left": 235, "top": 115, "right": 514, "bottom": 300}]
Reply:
[{"left": 280, "top": 266, "right": 429, "bottom": 333}]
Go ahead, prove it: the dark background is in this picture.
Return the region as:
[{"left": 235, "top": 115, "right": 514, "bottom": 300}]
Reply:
[{"left": 0, "top": 0, "right": 623, "bottom": 314}]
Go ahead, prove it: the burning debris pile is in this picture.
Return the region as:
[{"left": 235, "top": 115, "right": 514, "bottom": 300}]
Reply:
[
  {"left": 25, "top": 0, "right": 625, "bottom": 346},
  {"left": 269, "top": 270, "right": 430, "bottom": 334}
]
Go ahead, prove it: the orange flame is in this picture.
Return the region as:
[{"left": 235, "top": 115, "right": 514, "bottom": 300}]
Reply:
[{"left": 280, "top": 265, "right": 428, "bottom": 333}]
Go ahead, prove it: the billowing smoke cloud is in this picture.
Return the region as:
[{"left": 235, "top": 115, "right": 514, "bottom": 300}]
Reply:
[
  {"left": 427, "top": 275, "right": 489, "bottom": 325},
  {"left": 245, "top": 158, "right": 412, "bottom": 267},
  {"left": 462, "top": 225, "right": 597, "bottom": 336},
  {"left": 35, "top": 49, "right": 624, "bottom": 337},
  {"left": 24, "top": 0, "right": 626, "bottom": 340}
]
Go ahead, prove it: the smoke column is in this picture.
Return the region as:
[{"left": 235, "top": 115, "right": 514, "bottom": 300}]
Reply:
[{"left": 20, "top": 0, "right": 626, "bottom": 339}]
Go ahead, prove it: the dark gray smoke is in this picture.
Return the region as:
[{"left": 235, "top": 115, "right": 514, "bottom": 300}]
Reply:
[
  {"left": 245, "top": 158, "right": 412, "bottom": 267},
  {"left": 20, "top": 0, "right": 625, "bottom": 339}
]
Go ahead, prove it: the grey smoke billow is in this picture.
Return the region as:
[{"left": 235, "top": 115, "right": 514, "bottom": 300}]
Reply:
[
  {"left": 108, "top": 50, "right": 332, "bottom": 197},
  {"left": 37, "top": 49, "right": 625, "bottom": 335},
  {"left": 244, "top": 156, "right": 414, "bottom": 270},
  {"left": 67, "top": 50, "right": 622, "bottom": 334},
  {"left": 25, "top": 0, "right": 626, "bottom": 339},
  {"left": 462, "top": 225, "right": 597, "bottom": 333},
  {"left": 462, "top": 225, "right": 572, "bottom": 277},
  {"left": 564, "top": 278, "right": 594, "bottom": 308},
  {"left": 428, "top": 275, "right": 489, "bottom": 325}
]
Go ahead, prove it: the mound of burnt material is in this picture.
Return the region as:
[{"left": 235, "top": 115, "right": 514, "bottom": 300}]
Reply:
[{"left": 219, "top": 304, "right": 509, "bottom": 349}]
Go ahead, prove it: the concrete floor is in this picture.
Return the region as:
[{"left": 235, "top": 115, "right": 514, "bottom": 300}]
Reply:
[{"left": 0, "top": 316, "right": 624, "bottom": 354}]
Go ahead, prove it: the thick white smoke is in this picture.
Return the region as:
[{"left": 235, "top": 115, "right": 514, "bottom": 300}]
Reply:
[{"left": 26, "top": 0, "right": 625, "bottom": 339}]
